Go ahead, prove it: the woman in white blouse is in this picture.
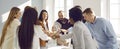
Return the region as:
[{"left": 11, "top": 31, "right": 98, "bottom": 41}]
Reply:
[
  {"left": 18, "top": 6, "right": 50, "bottom": 49},
  {"left": 38, "top": 9, "right": 52, "bottom": 49},
  {"left": 0, "top": 7, "right": 21, "bottom": 49}
]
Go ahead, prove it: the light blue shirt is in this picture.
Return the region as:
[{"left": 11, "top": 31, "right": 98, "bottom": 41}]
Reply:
[
  {"left": 85, "top": 16, "right": 118, "bottom": 49},
  {"left": 60, "top": 21, "right": 98, "bottom": 49}
]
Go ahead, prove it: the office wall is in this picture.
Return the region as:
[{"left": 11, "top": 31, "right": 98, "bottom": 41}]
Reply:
[
  {"left": 0, "top": 0, "right": 43, "bottom": 35},
  {"left": 43, "top": 0, "right": 54, "bottom": 31},
  {"left": 73, "top": 0, "right": 101, "bottom": 16},
  {"left": 31, "top": 0, "right": 43, "bottom": 14},
  {"left": 0, "top": 0, "right": 28, "bottom": 35}
]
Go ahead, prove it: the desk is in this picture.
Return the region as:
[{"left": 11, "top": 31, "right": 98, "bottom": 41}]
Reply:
[{"left": 48, "top": 46, "right": 73, "bottom": 49}]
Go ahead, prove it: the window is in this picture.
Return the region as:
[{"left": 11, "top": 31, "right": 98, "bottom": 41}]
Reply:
[
  {"left": 54, "top": 0, "right": 73, "bottom": 21},
  {"left": 54, "top": 0, "right": 64, "bottom": 21},
  {"left": 110, "top": 0, "right": 120, "bottom": 36},
  {"left": 66, "top": 0, "right": 73, "bottom": 19}
]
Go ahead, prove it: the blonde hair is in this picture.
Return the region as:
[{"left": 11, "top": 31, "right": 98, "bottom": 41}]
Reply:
[
  {"left": 83, "top": 8, "right": 95, "bottom": 16},
  {"left": 0, "top": 7, "right": 20, "bottom": 46}
]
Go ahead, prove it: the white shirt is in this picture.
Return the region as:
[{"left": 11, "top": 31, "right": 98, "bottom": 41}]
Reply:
[
  {"left": 43, "top": 21, "right": 49, "bottom": 31},
  {"left": 52, "top": 22, "right": 61, "bottom": 32},
  {"left": 16, "top": 25, "right": 50, "bottom": 49},
  {"left": 33, "top": 25, "right": 50, "bottom": 49},
  {"left": 60, "top": 21, "right": 98, "bottom": 49},
  {"left": 1, "top": 19, "right": 20, "bottom": 49}
]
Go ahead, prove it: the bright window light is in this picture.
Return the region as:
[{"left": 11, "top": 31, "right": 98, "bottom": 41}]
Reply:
[
  {"left": 2, "top": 0, "right": 31, "bottom": 23},
  {"left": 110, "top": 0, "right": 120, "bottom": 36}
]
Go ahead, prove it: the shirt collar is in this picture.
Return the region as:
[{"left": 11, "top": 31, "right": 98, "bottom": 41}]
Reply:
[{"left": 89, "top": 16, "right": 98, "bottom": 24}]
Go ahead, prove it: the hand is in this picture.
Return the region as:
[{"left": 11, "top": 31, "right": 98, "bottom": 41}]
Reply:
[
  {"left": 51, "top": 35, "right": 56, "bottom": 39},
  {"left": 51, "top": 33, "right": 60, "bottom": 39},
  {"left": 61, "top": 29, "right": 68, "bottom": 33},
  {"left": 48, "top": 33, "right": 58, "bottom": 39},
  {"left": 64, "top": 42, "right": 69, "bottom": 46},
  {"left": 49, "top": 33, "right": 55, "bottom": 37},
  {"left": 57, "top": 38, "right": 69, "bottom": 46}
]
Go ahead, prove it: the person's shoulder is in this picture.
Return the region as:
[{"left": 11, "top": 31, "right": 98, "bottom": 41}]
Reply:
[
  {"left": 64, "top": 18, "right": 69, "bottom": 21},
  {"left": 11, "top": 19, "right": 20, "bottom": 26},
  {"left": 74, "top": 21, "right": 83, "bottom": 29},
  {"left": 96, "top": 16, "right": 107, "bottom": 23},
  {"left": 96, "top": 16, "right": 106, "bottom": 21},
  {"left": 56, "top": 19, "right": 61, "bottom": 22},
  {"left": 13, "top": 18, "right": 19, "bottom": 21},
  {"left": 73, "top": 21, "right": 89, "bottom": 32},
  {"left": 34, "top": 25, "right": 43, "bottom": 33},
  {"left": 96, "top": 16, "right": 111, "bottom": 25},
  {"left": 55, "top": 19, "right": 61, "bottom": 24},
  {"left": 54, "top": 21, "right": 61, "bottom": 28},
  {"left": 64, "top": 18, "right": 68, "bottom": 20}
]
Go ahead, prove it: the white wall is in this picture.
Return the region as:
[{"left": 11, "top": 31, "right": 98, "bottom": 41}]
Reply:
[
  {"left": 43, "top": 0, "right": 55, "bottom": 31},
  {"left": 73, "top": 0, "right": 101, "bottom": 16},
  {"left": 0, "top": 0, "right": 29, "bottom": 34},
  {"left": 31, "top": 0, "right": 43, "bottom": 14},
  {"left": 0, "top": 0, "right": 43, "bottom": 35},
  {"left": 101, "top": 0, "right": 110, "bottom": 20}
]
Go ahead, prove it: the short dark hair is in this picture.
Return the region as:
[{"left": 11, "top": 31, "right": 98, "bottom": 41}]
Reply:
[
  {"left": 73, "top": 5, "right": 82, "bottom": 9},
  {"left": 69, "top": 6, "right": 83, "bottom": 22}
]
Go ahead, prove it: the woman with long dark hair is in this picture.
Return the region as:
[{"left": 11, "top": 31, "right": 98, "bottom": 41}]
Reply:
[
  {"left": 38, "top": 9, "right": 51, "bottom": 49},
  {"left": 39, "top": 10, "right": 49, "bottom": 31},
  {"left": 18, "top": 6, "right": 49, "bottom": 49}
]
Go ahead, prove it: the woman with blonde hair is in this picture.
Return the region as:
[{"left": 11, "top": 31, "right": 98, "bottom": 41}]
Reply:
[{"left": 0, "top": 7, "right": 21, "bottom": 49}]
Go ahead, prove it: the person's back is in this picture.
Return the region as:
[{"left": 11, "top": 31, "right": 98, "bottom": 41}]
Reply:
[
  {"left": 0, "top": 7, "right": 21, "bottom": 49},
  {"left": 18, "top": 7, "right": 38, "bottom": 49},
  {"left": 72, "top": 21, "right": 97, "bottom": 49},
  {"left": 2, "top": 19, "right": 20, "bottom": 49}
]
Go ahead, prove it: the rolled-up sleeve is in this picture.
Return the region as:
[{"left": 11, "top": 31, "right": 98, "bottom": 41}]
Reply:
[{"left": 34, "top": 25, "right": 50, "bottom": 41}]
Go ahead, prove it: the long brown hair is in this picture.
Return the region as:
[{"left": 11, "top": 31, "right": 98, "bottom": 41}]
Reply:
[{"left": 0, "top": 7, "right": 20, "bottom": 46}]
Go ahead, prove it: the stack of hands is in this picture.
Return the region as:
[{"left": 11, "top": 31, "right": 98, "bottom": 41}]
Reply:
[
  {"left": 49, "top": 29, "right": 68, "bottom": 39},
  {"left": 50, "top": 29, "right": 69, "bottom": 46},
  {"left": 42, "top": 28, "right": 69, "bottom": 46},
  {"left": 49, "top": 31, "right": 60, "bottom": 39}
]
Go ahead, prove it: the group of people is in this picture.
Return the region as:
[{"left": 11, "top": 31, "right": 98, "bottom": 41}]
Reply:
[{"left": 0, "top": 5, "right": 119, "bottom": 49}]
